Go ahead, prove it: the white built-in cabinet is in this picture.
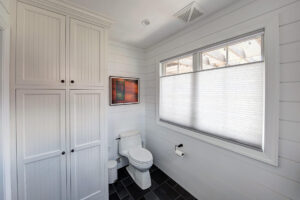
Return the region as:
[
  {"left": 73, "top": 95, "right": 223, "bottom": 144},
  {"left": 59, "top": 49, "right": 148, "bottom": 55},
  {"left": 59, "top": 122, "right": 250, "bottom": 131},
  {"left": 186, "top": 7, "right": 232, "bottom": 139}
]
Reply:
[
  {"left": 16, "top": 3, "right": 105, "bottom": 88},
  {"left": 70, "top": 19, "right": 105, "bottom": 87},
  {"left": 70, "top": 90, "right": 105, "bottom": 200},
  {"left": 16, "top": 3, "right": 66, "bottom": 87},
  {"left": 16, "top": 90, "right": 67, "bottom": 200},
  {"left": 14, "top": 1, "right": 110, "bottom": 200},
  {"left": 16, "top": 90, "right": 105, "bottom": 200}
]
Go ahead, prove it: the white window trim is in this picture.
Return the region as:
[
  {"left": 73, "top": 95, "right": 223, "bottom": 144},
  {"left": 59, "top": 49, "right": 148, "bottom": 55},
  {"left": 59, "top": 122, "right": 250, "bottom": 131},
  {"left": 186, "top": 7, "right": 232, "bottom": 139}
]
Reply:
[{"left": 155, "top": 14, "right": 279, "bottom": 166}]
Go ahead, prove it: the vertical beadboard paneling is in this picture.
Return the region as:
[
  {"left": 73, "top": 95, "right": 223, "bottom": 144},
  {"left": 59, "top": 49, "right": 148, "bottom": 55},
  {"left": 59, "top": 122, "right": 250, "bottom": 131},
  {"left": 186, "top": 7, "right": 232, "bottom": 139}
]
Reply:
[
  {"left": 23, "top": 93, "right": 61, "bottom": 157},
  {"left": 16, "top": 3, "right": 65, "bottom": 86},
  {"left": 144, "top": 1, "right": 300, "bottom": 199},
  {"left": 16, "top": 90, "right": 67, "bottom": 200},
  {"left": 25, "top": 157, "right": 62, "bottom": 200},
  {"left": 71, "top": 92, "right": 101, "bottom": 145},
  {"left": 70, "top": 90, "right": 105, "bottom": 200},
  {"left": 74, "top": 146, "right": 102, "bottom": 199},
  {"left": 13, "top": 3, "right": 110, "bottom": 200},
  {"left": 69, "top": 19, "right": 104, "bottom": 87}
]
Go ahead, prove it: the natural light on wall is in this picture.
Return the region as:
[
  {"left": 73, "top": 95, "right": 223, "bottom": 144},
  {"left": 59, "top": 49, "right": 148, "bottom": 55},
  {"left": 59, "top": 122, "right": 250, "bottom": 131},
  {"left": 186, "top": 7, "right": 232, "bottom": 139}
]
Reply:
[{"left": 159, "top": 30, "right": 264, "bottom": 150}]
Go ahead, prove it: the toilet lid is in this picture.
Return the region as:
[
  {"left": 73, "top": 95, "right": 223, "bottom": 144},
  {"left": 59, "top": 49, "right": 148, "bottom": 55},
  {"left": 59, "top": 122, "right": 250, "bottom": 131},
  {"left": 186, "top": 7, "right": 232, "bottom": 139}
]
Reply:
[{"left": 128, "top": 148, "right": 153, "bottom": 163}]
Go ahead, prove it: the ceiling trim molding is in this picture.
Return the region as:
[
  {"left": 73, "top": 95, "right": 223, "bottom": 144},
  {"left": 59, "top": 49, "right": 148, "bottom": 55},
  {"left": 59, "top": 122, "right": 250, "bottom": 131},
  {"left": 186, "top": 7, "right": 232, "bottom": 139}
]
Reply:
[{"left": 17, "top": 0, "right": 114, "bottom": 27}]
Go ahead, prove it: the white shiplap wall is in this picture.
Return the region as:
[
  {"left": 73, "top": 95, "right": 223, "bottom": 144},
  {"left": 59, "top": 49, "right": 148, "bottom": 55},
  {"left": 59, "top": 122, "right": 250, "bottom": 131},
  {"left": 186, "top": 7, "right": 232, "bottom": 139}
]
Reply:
[
  {"left": 107, "top": 41, "right": 146, "bottom": 168},
  {"left": 144, "top": 0, "right": 300, "bottom": 199}
]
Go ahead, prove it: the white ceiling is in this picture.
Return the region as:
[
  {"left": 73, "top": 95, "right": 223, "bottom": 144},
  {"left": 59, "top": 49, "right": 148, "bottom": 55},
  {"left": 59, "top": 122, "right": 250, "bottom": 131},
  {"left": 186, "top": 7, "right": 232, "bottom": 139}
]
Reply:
[{"left": 65, "top": 0, "right": 241, "bottom": 48}]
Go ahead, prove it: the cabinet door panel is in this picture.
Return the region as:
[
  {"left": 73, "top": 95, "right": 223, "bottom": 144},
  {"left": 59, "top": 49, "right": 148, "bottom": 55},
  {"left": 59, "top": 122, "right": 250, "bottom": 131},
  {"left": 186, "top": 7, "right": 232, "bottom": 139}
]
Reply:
[
  {"left": 70, "top": 19, "right": 104, "bottom": 87},
  {"left": 70, "top": 90, "right": 105, "bottom": 200},
  {"left": 16, "top": 90, "right": 67, "bottom": 200},
  {"left": 16, "top": 3, "right": 66, "bottom": 86}
]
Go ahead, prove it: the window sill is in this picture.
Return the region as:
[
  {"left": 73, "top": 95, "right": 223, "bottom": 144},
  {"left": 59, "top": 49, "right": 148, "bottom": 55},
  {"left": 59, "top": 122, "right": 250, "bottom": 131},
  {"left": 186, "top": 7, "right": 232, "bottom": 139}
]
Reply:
[{"left": 157, "top": 119, "right": 277, "bottom": 166}]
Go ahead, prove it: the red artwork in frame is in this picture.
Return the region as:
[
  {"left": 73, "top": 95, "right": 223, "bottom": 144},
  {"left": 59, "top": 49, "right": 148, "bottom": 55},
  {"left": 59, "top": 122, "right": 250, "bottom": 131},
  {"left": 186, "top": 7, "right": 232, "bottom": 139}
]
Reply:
[{"left": 110, "top": 76, "right": 140, "bottom": 105}]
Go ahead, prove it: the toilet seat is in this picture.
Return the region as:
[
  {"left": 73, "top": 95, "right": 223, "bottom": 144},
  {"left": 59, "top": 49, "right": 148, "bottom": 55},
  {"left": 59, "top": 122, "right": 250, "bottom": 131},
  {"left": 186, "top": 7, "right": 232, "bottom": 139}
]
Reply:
[
  {"left": 129, "top": 148, "right": 153, "bottom": 163},
  {"left": 118, "top": 130, "right": 153, "bottom": 189},
  {"left": 128, "top": 148, "right": 153, "bottom": 169}
]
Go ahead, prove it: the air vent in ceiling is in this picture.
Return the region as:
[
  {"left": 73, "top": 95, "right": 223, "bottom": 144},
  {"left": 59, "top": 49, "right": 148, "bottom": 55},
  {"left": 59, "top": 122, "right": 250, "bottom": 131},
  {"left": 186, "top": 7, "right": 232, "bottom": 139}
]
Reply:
[{"left": 174, "top": 1, "right": 203, "bottom": 23}]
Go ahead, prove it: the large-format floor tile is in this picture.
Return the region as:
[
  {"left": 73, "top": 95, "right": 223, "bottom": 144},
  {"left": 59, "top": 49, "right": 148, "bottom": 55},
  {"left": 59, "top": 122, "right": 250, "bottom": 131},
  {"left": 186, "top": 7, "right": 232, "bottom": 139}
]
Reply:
[
  {"left": 166, "top": 178, "right": 177, "bottom": 188},
  {"left": 110, "top": 193, "right": 121, "bottom": 200},
  {"left": 121, "top": 195, "right": 134, "bottom": 200},
  {"left": 110, "top": 184, "right": 116, "bottom": 195},
  {"left": 126, "top": 182, "right": 150, "bottom": 200},
  {"left": 151, "top": 169, "right": 169, "bottom": 184},
  {"left": 140, "top": 191, "right": 160, "bottom": 200},
  {"left": 109, "top": 165, "right": 197, "bottom": 200},
  {"left": 154, "top": 182, "right": 180, "bottom": 200},
  {"left": 149, "top": 179, "right": 159, "bottom": 191},
  {"left": 122, "top": 177, "right": 134, "bottom": 187},
  {"left": 118, "top": 167, "right": 130, "bottom": 180},
  {"left": 174, "top": 184, "right": 197, "bottom": 199},
  {"left": 113, "top": 181, "right": 129, "bottom": 199}
]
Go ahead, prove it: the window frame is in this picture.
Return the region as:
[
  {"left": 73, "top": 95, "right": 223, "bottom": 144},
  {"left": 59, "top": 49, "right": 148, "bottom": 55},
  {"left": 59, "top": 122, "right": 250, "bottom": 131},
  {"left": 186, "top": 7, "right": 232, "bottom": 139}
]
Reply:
[
  {"left": 161, "top": 30, "right": 265, "bottom": 77},
  {"left": 156, "top": 14, "right": 279, "bottom": 166},
  {"left": 161, "top": 54, "right": 194, "bottom": 76}
]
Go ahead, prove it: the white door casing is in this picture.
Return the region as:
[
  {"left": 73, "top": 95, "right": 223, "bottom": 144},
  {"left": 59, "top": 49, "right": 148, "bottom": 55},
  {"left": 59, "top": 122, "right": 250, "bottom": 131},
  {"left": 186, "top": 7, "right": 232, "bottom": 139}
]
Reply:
[
  {"left": 16, "top": 90, "right": 67, "bottom": 200},
  {"left": 16, "top": 2, "right": 66, "bottom": 87},
  {"left": 70, "top": 90, "right": 105, "bottom": 200},
  {"left": 70, "top": 19, "right": 105, "bottom": 87}
]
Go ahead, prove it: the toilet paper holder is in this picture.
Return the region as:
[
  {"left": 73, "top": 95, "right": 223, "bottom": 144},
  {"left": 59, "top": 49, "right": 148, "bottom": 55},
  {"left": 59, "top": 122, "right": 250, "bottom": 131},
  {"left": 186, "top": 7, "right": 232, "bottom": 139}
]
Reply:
[
  {"left": 175, "top": 144, "right": 183, "bottom": 150},
  {"left": 175, "top": 144, "right": 184, "bottom": 157}
]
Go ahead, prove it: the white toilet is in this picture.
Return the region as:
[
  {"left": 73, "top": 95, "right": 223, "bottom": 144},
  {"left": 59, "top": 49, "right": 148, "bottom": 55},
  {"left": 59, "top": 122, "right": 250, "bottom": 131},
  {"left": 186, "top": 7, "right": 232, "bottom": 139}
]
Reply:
[{"left": 118, "top": 130, "right": 153, "bottom": 190}]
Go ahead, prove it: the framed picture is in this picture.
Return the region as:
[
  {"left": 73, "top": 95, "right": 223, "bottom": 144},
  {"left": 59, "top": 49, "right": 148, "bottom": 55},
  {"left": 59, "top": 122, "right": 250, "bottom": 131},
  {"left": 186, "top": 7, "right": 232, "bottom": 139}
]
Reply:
[{"left": 109, "top": 76, "right": 140, "bottom": 105}]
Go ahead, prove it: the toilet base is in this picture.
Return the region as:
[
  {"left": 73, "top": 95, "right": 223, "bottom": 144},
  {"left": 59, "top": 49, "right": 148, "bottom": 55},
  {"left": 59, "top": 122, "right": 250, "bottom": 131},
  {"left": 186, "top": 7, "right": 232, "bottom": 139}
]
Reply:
[{"left": 126, "top": 165, "right": 151, "bottom": 190}]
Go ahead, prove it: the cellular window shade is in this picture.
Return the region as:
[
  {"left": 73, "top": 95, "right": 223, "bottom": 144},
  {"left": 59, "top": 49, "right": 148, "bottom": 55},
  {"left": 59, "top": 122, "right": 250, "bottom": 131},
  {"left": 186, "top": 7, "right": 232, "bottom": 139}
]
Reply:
[{"left": 159, "top": 62, "right": 264, "bottom": 149}]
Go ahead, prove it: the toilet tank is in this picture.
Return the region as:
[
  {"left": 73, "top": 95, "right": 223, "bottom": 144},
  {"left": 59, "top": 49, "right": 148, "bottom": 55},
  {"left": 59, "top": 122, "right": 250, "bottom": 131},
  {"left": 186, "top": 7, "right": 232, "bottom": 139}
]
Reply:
[{"left": 119, "top": 130, "right": 142, "bottom": 156}]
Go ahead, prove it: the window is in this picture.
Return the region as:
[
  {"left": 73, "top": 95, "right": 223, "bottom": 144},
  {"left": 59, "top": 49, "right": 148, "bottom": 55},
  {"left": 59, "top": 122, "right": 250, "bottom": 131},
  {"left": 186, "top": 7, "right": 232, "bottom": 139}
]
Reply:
[
  {"left": 228, "top": 36, "right": 262, "bottom": 65},
  {"left": 200, "top": 35, "right": 263, "bottom": 70},
  {"left": 202, "top": 47, "right": 227, "bottom": 69},
  {"left": 163, "top": 55, "right": 193, "bottom": 76},
  {"left": 159, "top": 30, "right": 265, "bottom": 150}
]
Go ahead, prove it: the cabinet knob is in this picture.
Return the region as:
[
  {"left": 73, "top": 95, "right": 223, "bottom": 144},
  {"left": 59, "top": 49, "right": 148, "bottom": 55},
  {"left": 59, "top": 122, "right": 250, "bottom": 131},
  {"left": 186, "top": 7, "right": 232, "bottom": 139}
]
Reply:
[
  {"left": 61, "top": 80, "right": 65, "bottom": 83},
  {"left": 61, "top": 151, "right": 65, "bottom": 155},
  {"left": 70, "top": 80, "right": 75, "bottom": 84},
  {"left": 71, "top": 149, "right": 75, "bottom": 153}
]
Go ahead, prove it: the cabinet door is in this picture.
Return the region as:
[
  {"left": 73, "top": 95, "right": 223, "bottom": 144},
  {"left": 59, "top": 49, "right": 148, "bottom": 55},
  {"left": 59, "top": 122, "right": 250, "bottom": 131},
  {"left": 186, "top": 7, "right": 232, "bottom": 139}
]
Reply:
[
  {"left": 70, "top": 90, "right": 106, "bottom": 200},
  {"left": 16, "top": 90, "right": 67, "bottom": 200},
  {"left": 70, "top": 19, "right": 105, "bottom": 87},
  {"left": 16, "top": 3, "right": 66, "bottom": 86}
]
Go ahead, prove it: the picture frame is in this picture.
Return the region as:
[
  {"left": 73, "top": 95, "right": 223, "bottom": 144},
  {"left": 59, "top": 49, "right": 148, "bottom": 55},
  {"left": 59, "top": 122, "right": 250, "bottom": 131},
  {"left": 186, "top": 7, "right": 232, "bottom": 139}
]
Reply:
[{"left": 109, "top": 76, "right": 140, "bottom": 106}]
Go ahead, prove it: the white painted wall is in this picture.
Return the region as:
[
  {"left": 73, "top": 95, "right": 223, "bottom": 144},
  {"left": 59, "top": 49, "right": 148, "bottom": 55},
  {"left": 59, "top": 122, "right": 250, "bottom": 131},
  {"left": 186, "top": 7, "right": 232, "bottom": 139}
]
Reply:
[
  {"left": 144, "top": 0, "right": 300, "bottom": 199},
  {"left": 107, "top": 41, "right": 146, "bottom": 168},
  {"left": 0, "top": 30, "right": 3, "bottom": 200},
  {"left": 0, "top": 0, "right": 9, "bottom": 14},
  {"left": 0, "top": 1, "right": 11, "bottom": 199}
]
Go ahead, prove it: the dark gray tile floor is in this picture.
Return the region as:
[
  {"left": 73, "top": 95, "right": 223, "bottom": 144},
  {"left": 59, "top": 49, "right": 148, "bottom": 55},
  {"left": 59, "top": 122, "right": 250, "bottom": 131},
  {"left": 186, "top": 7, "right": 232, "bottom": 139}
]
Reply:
[{"left": 109, "top": 165, "right": 197, "bottom": 200}]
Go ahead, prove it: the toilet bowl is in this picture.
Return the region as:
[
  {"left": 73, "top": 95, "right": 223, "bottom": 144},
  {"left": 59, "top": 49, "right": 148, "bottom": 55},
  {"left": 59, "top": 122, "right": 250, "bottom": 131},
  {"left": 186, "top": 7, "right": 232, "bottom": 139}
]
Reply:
[{"left": 118, "top": 131, "right": 153, "bottom": 190}]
